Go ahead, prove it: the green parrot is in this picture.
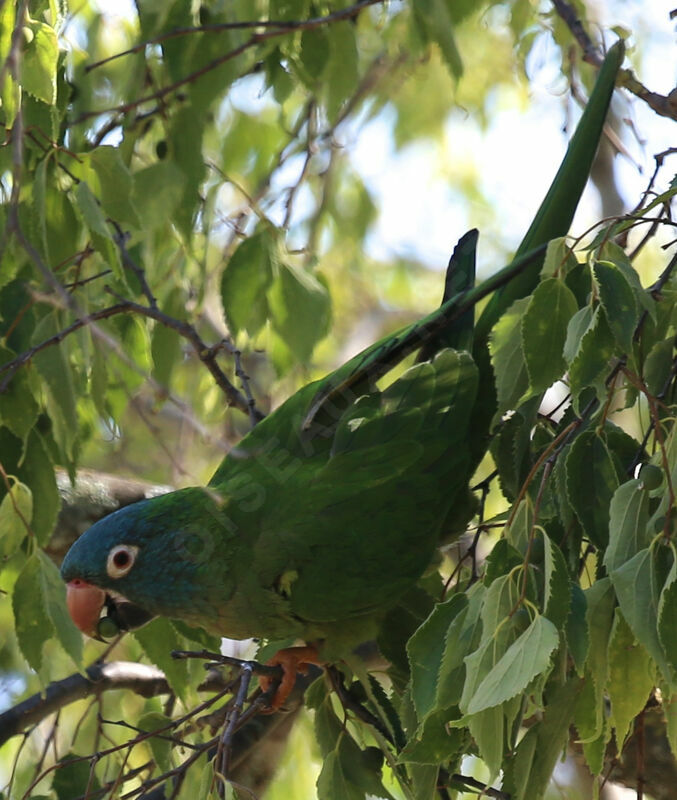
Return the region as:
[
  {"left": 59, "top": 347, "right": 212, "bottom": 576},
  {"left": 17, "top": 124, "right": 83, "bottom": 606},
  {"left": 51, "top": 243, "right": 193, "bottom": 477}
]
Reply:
[
  {"left": 60, "top": 41, "right": 624, "bottom": 706},
  {"left": 60, "top": 231, "right": 487, "bottom": 705}
]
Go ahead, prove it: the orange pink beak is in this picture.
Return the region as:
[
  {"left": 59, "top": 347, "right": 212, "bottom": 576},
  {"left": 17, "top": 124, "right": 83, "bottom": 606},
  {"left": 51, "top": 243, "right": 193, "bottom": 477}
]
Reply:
[{"left": 66, "top": 579, "right": 106, "bottom": 638}]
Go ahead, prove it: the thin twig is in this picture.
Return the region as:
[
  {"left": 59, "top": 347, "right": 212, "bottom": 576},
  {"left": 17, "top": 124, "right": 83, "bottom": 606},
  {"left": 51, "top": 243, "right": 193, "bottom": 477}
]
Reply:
[{"left": 70, "top": 0, "right": 386, "bottom": 124}]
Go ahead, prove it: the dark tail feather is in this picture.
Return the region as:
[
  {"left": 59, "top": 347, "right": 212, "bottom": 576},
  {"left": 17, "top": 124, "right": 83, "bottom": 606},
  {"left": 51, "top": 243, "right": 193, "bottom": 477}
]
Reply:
[{"left": 417, "top": 228, "right": 478, "bottom": 362}]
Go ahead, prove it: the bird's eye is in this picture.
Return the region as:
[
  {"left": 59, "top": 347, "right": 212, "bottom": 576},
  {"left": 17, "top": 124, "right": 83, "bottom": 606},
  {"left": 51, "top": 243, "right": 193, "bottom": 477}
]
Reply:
[{"left": 106, "top": 544, "right": 138, "bottom": 579}]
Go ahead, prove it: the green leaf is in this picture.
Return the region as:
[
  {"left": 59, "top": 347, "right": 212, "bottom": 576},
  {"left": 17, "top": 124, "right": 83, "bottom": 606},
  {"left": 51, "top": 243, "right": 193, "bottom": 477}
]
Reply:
[
  {"left": 435, "top": 583, "right": 484, "bottom": 710},
  {"left": 299, "top": 27, "right": 330, "bottom": 83},
  {"left": 407, "top": 593, "right": 468, "bottom": 721},
  {"left": 36, "top": 550, "right": 83, "bottom": 669},
  {"left": 151, "top": 287, "right": 186, "bottom": 388},
  {"left": 607, "top": 609, "right": 654, "bottom": 743},
  {"left": 521, "top": 277, "right": 578, "bottom": 394},
  {"left": 468, "top": 706, "right": 504, "bottom": 779},
  {"left": 540, "top": 237, "right": 579, "bottom": 278},
  {"left": 490, "top": 398, "right": 539, "bottom": 502},
  {"left": 268, "top": 262, "right": 331, "bottom": 362},
  {"left": 326, "top": 22, "right": 359, "bottom": 121},
  {"left": 12, "top": 553, "right": 54, "bottom": 672},
  {"left": 0, "top": 345, "right": 39, "bottom": 441},
  {"left": 20, "top": 430, "right": 60, "bottom": 546},
  {"left": 581, "top": 578, "right": 615, "bottom": 739},
  {"left": 459, "top": 576, "right": 521, "bottom": 714},
  {"left": 565, "top": 431, "right": 618, "bottom": 548},
  {"left": 563, "top": 305, "right": 593, "bottom": 364},
  {"left": 0, "top": 478, "right": 32, "bottom": 557},
  {"left": 658, "top": 553, "right": 677, "bottom": 675},
  {"left": 610, "top": 547, "right": 673, "bottom": 683},
  {"left": 53, "top": 755, "right": 99, "bottom": 800},
  {"left": 566, "top": 583, "right": 589, "bottom": 675},
  {"left": 593, "top": 260, "right": 638, "bottom": 352},
  {"left": 21, "top": 20, "right": 58, "bottom": 104},
  {"left": 33, "top": 313, "right": 78, "bottom": 461},
  {"left": 604, "top": 478, "right": 651, "bottom": 573},
  {"left": 503, "top": 677, "right": 582, "bottom": 800},
  {"left": 89, "top": 147, "right": 140, "bottom": 228},
  {"left": 73, "top": 182, "right": 123, "bottom": 282},
  {"left": 644, "top": 338, "right": 674, "bottom": 396},
  {"left": 466, "top": 616, "right": 559, "bottom": 714},
  {"left": 413, "top": 0, "right": 463, "bottom": 79},
  {"left": 489, "top": 297, "right": 530, "bottom": 415},
  {"left": 567, "top": 306, "right": 617, "bottom": 399},
  {"left": 505, "top": 496, "right": 533, "bottom": 555},
  {"left": 220, "top": 230, "right": 275, "bottom": 336},
  {"left": 138, "top": 712, "right": 173, "bottom": 773},
  {"left": 131, "top": 161, "right": 186, "bottom": 230},
  {"left": 542, "top": 534, "right": 570, "bottom": 628},
  {"left": 132, "top": 618, "right": 189, "bottom": 702},
  {"left": 400, "top": 709, "right": 469, "bottom": 764}
]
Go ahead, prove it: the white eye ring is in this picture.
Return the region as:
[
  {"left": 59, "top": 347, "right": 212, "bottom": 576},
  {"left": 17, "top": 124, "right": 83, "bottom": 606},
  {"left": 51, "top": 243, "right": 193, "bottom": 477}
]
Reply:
[{"left": 106, "top": 544, "right": 139, "bottom": 579}]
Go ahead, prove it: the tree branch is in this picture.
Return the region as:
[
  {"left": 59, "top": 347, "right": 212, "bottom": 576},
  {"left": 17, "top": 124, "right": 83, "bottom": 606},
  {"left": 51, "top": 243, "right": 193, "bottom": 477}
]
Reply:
[{"left": 552, "top": 0, "right": 677, "bottom": 121}]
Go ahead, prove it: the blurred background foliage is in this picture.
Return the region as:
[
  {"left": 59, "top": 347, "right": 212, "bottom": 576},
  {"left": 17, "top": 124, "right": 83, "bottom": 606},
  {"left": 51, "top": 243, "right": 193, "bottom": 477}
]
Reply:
[{"left": 0, "top": 0, "right": 675, "bottom": 797}]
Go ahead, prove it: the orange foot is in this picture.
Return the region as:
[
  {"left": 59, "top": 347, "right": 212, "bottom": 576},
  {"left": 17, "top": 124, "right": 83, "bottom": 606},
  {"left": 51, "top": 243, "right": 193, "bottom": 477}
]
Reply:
[{"left": 259, "top": 644, "right": 324, "bottom": 711}]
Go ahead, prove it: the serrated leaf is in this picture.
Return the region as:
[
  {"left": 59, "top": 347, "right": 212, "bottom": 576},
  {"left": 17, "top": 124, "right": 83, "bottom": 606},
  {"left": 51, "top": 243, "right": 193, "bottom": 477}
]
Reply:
[
  {"left": 12, "top": 553, "right": 54, "bottom": 672},
  {"left": 543, "top": 534, "right": 570, "bottom": 628},
  {"left": 610, "top": 547, "right": 673, "bottom": 683},
  {"left": 490, "top": 398, "right": 539, "bottom": 501},
  {"left": 581, "top": 578, "right": 615, "bottom": 739},
  {"left": 317, "top": 747, "right": 366, "bottom": 800},
  {"left": 73, "top": 182, "right": 123, "bottom": 281},
  {"left": 33, "top": 314, "right": 78, "bottom": 460},
  {"left": 459, "top": 577, "right": 521, "bottom": 714},
  {"left": 268, "top": 262, "right": 330, "bottom": 362},
  {"left": 540, "top": 237, "right": 578, "bottom": 278},
  {"left": 466, "top": 616, "right": 559, "bottom": 714},
  {"left": 400, "top": 708, "right": 468, "bottom": 765},
  {"left": 138, "top": 712, "right": 173, "bottom": 773},
  {"left": 593, "top": 260, "right": 638, "bottom": 352},
  {"left": 505, "top": 496, "right": 533, "bottom": 555},
  {"left": 435, "top": 583, "right": 484, "bottom": 710},
  {"left": 221, "top": 230, "right": 275, "bottom": 336},
  {"left": 0, "top": 346, "right": 40, "bottom": 441},
  {"left": 21, "top": 20, "right": 58, "bottom": 104},
  {"left": 604, "top": 479, "right": 651, "bottom": 573},
  {"left": 407, "top": 593, "right": 468, "bottom": 720},
  {"left": 567, "top": 306, "right": 616, "bottom": 398},
  {"left": 468, "top": 705, "right": 504, "bottom": 778},
  {"left": 89, "top": 147, "right": 140, "bottom": 228},
  {"left": 644, "top": 338, "right": 674, "bottom": 396},
  {"left": 563, "top": 304, "right": 593, "bottom": 363},
  {"left": 566, "top": 583, "right": 589, "bottom": 675},
  {"left": 607, "top": 609, "right": 654, "bottom": 743},
  {"left": 521, "top": 277, "right": 578, "bottom": 395},
  {"left": 503, "top": 677, "right": 582, "bottom": 800},
  {"left": 489, "top": 297, "right": 530, "bottom": 415},
  {"left": 21, "top": 430, "right": 60, "bottom": 545},
  {"left": 37, "top": 550, "right": 83, "bottom": 668},
  {"left": 0, "top": 479, "right": 32, "bottom": 557},
  {"left": 566, "top": 431, "right": 618, "bottom": 548},
  {"left": 133, "top": 618, "right": 188, "bottom": 702},
  {"left": 658, "top": 553, "right": 677, "bottom": 674}
]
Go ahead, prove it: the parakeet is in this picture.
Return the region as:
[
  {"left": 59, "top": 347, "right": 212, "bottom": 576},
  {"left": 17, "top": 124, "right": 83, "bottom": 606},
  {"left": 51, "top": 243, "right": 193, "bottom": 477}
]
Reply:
[
  {"left": 61, "top": 232, "right": 486, "bottom": 703},
  {"left": 60, "top": 39, "right": 624, "bottom": 705}
]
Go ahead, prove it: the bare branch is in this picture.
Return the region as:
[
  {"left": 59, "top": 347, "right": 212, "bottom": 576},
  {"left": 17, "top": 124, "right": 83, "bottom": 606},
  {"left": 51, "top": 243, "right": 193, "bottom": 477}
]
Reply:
[{"left": 552, "top": 0, "right": 677, "bottom": 121}]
